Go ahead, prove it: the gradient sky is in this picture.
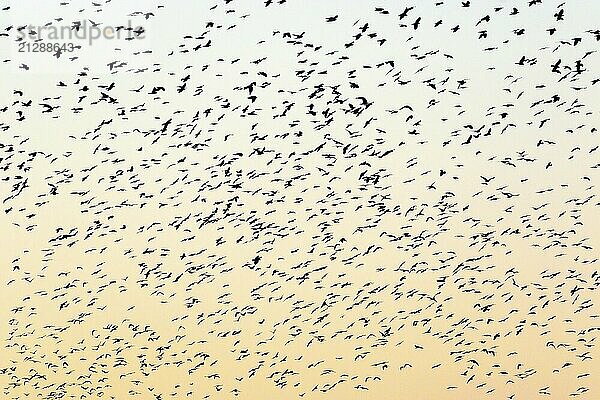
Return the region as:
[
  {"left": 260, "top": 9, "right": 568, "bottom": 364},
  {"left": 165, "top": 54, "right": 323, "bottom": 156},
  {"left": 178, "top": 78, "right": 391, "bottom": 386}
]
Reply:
[{"left": 1, "top": 1, "right": 599, "bottom": 399}]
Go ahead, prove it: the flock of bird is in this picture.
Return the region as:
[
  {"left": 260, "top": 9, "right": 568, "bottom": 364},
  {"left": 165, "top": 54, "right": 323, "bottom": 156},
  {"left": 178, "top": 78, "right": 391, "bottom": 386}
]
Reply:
[{"left": 0, "top": 0, "right": 599, "bottom": 399}]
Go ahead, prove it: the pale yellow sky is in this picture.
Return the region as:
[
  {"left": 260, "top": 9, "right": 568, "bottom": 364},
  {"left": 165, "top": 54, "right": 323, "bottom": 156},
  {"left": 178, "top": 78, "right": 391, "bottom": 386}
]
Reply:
[{"left": 0, "top": 1, "right": 599, "bottom": 399}]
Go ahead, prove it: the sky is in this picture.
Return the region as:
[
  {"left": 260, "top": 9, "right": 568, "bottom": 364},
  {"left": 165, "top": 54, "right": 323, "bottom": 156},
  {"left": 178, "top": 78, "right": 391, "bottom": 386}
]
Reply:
[{"left": 0, "top": 1, "right": 599, "bottom": 399}]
